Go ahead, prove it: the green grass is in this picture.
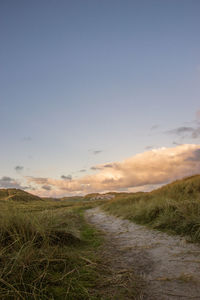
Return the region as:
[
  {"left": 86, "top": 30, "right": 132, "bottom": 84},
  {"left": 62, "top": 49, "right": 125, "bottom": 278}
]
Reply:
[
  {"left": 103, "top": 175, "right": 200, "bottom": 242},
  {"left": 0, "top": 197, "right": 106, "bottom": 299},
  {"left": 0, "top": 188, "right": 41, "bottom": 202},
  {"left": 0, "top": 191, "right": 146, "bottom": 299}
]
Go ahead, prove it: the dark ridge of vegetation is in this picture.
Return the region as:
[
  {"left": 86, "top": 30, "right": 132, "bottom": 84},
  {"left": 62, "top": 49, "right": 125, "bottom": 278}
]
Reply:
[
  {"left": 103, "top": 175, "right": 200, "bottom": 243},
  {"left": 0, "top": 189, "right": 41, "bottom": 202},
  {"left": 61, "top": 196, "right": 84, "bottom": 201}
]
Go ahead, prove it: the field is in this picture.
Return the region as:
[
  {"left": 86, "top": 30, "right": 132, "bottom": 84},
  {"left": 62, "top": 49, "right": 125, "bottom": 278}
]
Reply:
[{"left": 103, "top": 175, "right": 200, "bottom": 243}]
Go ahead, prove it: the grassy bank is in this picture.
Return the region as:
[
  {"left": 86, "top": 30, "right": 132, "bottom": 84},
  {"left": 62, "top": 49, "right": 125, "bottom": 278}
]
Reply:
[
  {"left": 103, "top": 175, "right": 200, "bottom": 242},
  {"left": 0, "top": 198, "right": 106, "bottom": 299}
]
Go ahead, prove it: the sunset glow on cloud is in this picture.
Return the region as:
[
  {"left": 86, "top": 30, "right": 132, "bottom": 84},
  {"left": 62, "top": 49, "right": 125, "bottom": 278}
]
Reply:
[{"left": 27, "top": 144, "right": 200, "bottom": 197}]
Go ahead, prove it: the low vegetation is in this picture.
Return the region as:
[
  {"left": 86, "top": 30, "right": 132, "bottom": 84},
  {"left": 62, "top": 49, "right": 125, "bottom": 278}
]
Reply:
[
  {"left": 0, "top": 189, "right": 41, "bottom": 202},
  {"left": 103, "top": 175, "right": 200, "bottom": 243},
  {"left": 0, "top": 191, "right": 144, "bottom": 299},
  {"left": 2, "top": 174, "right": 199, "bottom": 298},
  {"left": 0, "top": 193, "right": 107, "bottom": 299}
]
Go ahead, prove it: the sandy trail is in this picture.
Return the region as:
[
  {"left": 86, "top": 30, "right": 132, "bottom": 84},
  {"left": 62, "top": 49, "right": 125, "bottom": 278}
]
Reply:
[{"left": 85, "top": 207, "right": 200, "bottom": 300}]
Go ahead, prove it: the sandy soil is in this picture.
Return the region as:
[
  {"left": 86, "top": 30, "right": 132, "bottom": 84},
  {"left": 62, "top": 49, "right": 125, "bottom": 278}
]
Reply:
[{"left": 85, "top": 207, "right": 200, "bottom": 300}]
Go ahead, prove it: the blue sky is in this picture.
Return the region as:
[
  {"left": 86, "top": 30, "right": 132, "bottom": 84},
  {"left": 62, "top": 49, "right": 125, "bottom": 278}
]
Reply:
[{"left": 0, "top": 0, "right": 200, "bottom": 196}]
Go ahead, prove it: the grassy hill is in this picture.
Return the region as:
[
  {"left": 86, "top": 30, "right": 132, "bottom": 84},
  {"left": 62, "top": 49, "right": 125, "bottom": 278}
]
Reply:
[
  {"left": 103, "top": 175, "right": 200, "bottom": 242},
  {"left": 0, "top": 188, "right": 42, "bottom": 202}
]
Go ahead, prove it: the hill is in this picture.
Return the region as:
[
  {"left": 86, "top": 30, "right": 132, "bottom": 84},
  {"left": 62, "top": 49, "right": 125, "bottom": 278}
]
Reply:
[
  {"left": 0, "top": 188, "right": 42, "bottom": 202},
  {"left": 103, "top": 175, "right": 200, "bottom": 242},
  {"left": 149, "top": 174, "right": 200, "bottom": 200}
]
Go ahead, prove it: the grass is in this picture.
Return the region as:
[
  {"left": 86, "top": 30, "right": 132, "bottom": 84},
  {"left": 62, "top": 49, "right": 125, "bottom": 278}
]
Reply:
[
  {"left": 0, "top": 197, "right": 106, "bottom": 299},
  {"left": 7, "top": 175, "right": 200, "bottom": 298},
  {"left": 0, "top": 194, "right": 144, "bottom": 299},
  {"left": 103, "top": 175, "right": 200, "bottom": 243},
  {"left": 0, "top": 189, "right": 41, "bottom": 202}
]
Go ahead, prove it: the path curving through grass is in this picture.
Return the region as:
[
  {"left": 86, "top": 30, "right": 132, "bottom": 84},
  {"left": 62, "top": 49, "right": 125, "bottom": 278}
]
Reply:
[{"left": 86, "top": 207, "right": 200, "bottom": 300}]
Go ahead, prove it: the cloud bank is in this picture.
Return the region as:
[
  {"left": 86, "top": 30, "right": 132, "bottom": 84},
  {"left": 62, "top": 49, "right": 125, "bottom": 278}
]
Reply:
[
  {"left": 0, "top": 176, "right": 26, "bottom": 189},
  {"left": 27, "top": 144, "right": 200, "bottom": 197}
]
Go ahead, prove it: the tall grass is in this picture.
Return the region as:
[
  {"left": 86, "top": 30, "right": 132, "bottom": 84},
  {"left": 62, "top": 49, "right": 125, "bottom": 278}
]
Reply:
[
  {"left": 103, "top": 175, "right": 200, "bottom": 242},
  {"left": 0, "top": 202, "right": 102, "bottom": 299}
]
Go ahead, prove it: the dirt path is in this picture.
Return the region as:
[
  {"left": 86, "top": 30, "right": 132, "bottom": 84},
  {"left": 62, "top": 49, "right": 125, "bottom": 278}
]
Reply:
[{"left": 85, "top": 207, "right": 200, "bottom": 300}]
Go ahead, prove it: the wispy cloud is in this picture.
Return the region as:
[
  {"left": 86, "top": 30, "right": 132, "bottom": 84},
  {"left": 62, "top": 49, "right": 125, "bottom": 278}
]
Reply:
[
  {"left": 172, "top": 141, "right": 182, "bottom": 146},
  {"left": 61, "top": 175, "right": 72, "bottom": 180},
  {"left": 15, "top": 165, "right": 24, "bottom": 172},
  {"left": 27, "top": 144, "right": 200, "bottom": 196},
  {"left": 89, "top": 149, "right": 103, "bottom": 155},
  {"left": 93, "top": 150, "right": 102, "bottom": 155},
  {"left": 103, "top": 163, "right": 115, "bottom": 168},
  {"left": 27, "top": 177, "right": 48, "bottom": 185},
  {"left": 90, "top": 166, "right": 101, "bottom": 171},
  {"left": 166, "top": 126, "right": 200, "bottom": 139},
  {"left": 22, "top": 136, "right": 32, "bottom": 142},
  {"left": 167, "top": 126, "right": 194, "bottom": 135},
  {"left": 196, "top": 110, "right": 200, "bottom": 121},
  {"left": 145, "top": 145, "right": 154, "bottom": 150},
  {"left": 42, "top": 185, "right": 52, "bottom": 191},
  {"left": 166, "top": 111, "right": 200, "bottom": 140},
  {"left": 150, "top": 125, "right": 159, "bottom": 130}
]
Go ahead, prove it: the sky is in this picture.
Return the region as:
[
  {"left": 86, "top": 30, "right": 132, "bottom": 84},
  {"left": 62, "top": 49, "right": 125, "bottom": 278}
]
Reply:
[{"left": 0, "top": 0, "right": 200, "bottom": 197}]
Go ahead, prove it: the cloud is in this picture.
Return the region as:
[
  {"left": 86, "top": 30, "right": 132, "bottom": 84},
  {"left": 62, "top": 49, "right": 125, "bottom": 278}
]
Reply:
[
  {"left": 15, "top": 165, "right": 24, "bottom": 172},
  {"left": 89, "top": 149, "right": 103, "bottom": 155},
  {"left": 22, "top": 136, "right": 32, "bottom": 142},
  {"left": 28, "top": 177, "right": 48, "bottom": 184},
  {"left": 79, "top": 169, "right": 86, "bottom": 172},
  {"left": 196, "top": 110, "right": 200, "bottom": 121},
  {"left": 61, "top": 175, "right": 72, "bottom": 180},
  {"left": 93, "top": 150, "right": 102, "bottom": 155},
  {"left": 0, "top": 176, "right": 26, "bottom": 189},
  {"left": 185, "top": 149, "right": 200, "bottom": 161},
  {"left": 145, "top": 145, "right": 154, "bottom": 150},
  {"left": 167, "top": 126, "right": 194, "bottom": 135},
  {"left": 192, "top": 127, "right": 200, "bottom": 138},
  {"left": 91, "top": 166, "right": 101, "bottom": 170},
  {"left": 0, "top": 176, "right": 12, "bottom": 183},
  {"left": 166, "top": 126, "right": 200, "bottom": 139},
  {"left": 91, "top": 163, "right": 116, "bottom": 170},
  {"left": 27, "top": 144, "right": 200, "bottom": 196},
  {"left": 42, "top": 185, "right": 52, "bottom": 191},
  {"left": 103, "top": 163, "right": 115, "bottom": 168},
  {"left": 150, "top": 125, "right": 159, "bottom": 130},
  {"left": 172, "top": 141, "right": 182, "bottom": 146}
]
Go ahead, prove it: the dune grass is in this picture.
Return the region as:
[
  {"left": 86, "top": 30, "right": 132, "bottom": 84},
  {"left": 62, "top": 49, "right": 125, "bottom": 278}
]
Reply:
[
  {"left": 0, "top": 194, "right": 146, "bottom": 299},
  {"left": 0, "top": 198, "right": 106, "bottom": 299},
  {"left": 103, "top": 175, "right": 200, "bottom": 242}
]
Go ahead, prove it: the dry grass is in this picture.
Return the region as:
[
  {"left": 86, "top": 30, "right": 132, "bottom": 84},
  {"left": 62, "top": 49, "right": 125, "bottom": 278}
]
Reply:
[
  {"left": 103, "top": 175, "right": 200, "bottom": 243},
  {"left": 0, "top": 195, "right": 144, "bottom": 299},
  {"left": 0, "top": 199, "right": 104, "bottom": 299}
]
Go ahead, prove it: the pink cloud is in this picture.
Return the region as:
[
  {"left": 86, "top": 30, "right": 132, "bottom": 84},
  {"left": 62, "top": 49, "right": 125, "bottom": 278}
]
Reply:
[{"left": 27, "top": 144, "right": 200, "bottom": 197}]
